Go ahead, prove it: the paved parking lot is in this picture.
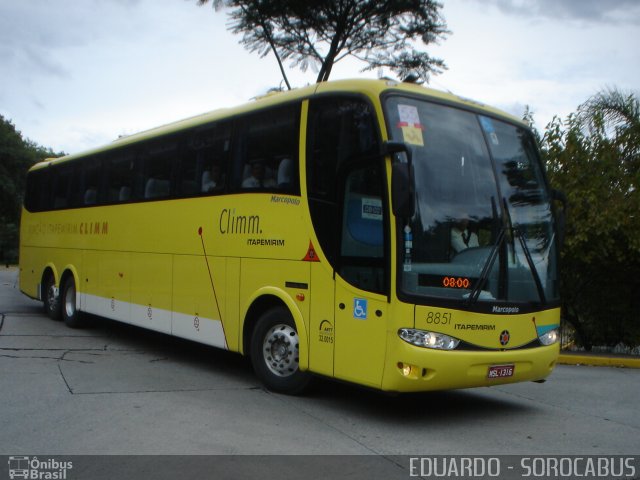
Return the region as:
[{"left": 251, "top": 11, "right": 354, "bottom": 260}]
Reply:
[{"left": 1, "top": 266, "right": 638, "bottom": 478}]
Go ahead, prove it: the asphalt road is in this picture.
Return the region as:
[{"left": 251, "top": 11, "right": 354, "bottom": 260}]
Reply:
[{"left": 1, "top": 267, "right": 638, "bottom": 477}]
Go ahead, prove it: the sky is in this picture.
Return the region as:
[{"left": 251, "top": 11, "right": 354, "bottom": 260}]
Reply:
[{"left": 1, "top": 0, "right": 639, "bottom": 155}]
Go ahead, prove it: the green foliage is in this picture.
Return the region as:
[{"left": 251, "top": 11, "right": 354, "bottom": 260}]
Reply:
[
  {"left": 197, "top": 0, "right": 449, "bottom": 87},
  {"left": 0, "top": 116, "right": 63, "bottom": 265},
  {"left": 536, "top": 88, "right": 640, "bottom": 349}
]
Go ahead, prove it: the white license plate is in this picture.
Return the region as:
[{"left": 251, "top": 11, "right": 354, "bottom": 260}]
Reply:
[{"left": 487, "top": 364, "right": 515, "bottom": 379}]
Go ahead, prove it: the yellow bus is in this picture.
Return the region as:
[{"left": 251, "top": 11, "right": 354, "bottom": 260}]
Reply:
[{"left": 19, "top": 79, "right": 562, "bottom": 394}]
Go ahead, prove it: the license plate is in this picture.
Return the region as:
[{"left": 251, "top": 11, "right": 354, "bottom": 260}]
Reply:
[{"left": 487, "top": 364, "right": 515, "bottom": 379}]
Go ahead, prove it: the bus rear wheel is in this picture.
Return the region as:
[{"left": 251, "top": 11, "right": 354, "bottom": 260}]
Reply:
[
  {"left": 250, "top": 307, "right": 310, "bottom": 395},
  {"left": 43, "top": 273, "right": 61, "bottom": 321},
  {"left": 61, "top": 276, "right": 84, "bottom": 328}
]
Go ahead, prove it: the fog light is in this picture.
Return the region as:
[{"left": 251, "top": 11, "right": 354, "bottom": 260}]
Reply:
[
  {"left": 539, "top": 328, "right": 559, "bottom": 346},
  {"left": 398, "top": 362, "right": 412, "bottom": 377}
]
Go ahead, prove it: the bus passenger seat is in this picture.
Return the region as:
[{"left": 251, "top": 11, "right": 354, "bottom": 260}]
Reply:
[
  {"left": 277, "top": 157, "right": 292, "bottom": 189},
  {"left": 144, "top": 178, "right": 170, "bottom": 199},
  {"left": 119, "top": 186, "right": 131, "bottom": 202},
  {"left": 84, "top": 188, "right": 97, "bottom": 205},
  {"left": 201, "top": 171, "right": 214, "bottom": 192}
]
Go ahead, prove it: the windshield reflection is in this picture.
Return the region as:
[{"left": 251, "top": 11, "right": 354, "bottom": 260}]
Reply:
[{"left": 385, "top": 96, "right": 559, "bottom": 305}]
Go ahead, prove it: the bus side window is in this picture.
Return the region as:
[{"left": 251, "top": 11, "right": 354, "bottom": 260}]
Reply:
[
  {"left": 236, "top": 104, "right": 299, "bottom": 193},
  {"left": 67, "top": 164, "right": 84, "bottom": 209},
  {"left": 339, "top": 165, "right": 385, "bottom": 293},
  {"left": 140, "top": 134, "right": 181, "bottom": 200},
  {"left": 105, "top": 151, "right": 137, "bottom": 203},
  {"left": 24, "top": 169, "right": 51, "bottom": 212},
  {"left": 178, "top": 143, "right": 199, "bottom": 197},
  {"left": 306, "top": 96, "right": 381, "bottom": 277},
  {"left": 185, "top": 122, "right": 231, "bottom": 196},
  {"left": 82, "top": 158, "right": 103, "bottom": 206},
  {"left": 52, "top": 164, "right": 76, "bottom": 209},
  {"left": 341, "top": 168, "right": 384, "bottom": 257}
]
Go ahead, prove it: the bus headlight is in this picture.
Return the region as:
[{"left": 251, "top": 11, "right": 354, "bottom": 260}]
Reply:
[
  {"left": 398, "top": 328, "right": 460, "bottom": 350},
  {"left": 538, "top": 328, "right": 559, "bottom": 346}
]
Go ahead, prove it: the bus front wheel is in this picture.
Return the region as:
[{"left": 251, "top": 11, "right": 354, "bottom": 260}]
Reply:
[
  {"left": 61, "top": 276, "right": 84, "bottom": 328},
  {"left": 250, "top": 307, "right": 310, "bottom": 394}
]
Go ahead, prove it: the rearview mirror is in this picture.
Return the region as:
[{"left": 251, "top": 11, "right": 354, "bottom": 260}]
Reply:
[
  {"left": 384, "top": 141, "right": 413, "bottom": 165},
  {"left": 392, "top": 163, "right": 415, "bottom": 218},
  {"left": 384, "top": 141, "right": 415, "bottom": 218}
]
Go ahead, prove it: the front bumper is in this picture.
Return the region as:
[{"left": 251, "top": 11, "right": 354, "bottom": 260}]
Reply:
[{"left": 381, "top": 332, "right": 559, "bottom": 392}]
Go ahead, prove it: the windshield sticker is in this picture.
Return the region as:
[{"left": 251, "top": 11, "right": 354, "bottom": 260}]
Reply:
[
  {"left": 397, "top": 104, "right": 424, "bottom": 146},
  {"left": 403, "top": 225, "right": 413, "bottom": 271},
  {"left": 398, "top": 104, "right": 420, "bottom": 125},
  {"left": 479, "top": 116, "right": 500, "bottom": 145}
]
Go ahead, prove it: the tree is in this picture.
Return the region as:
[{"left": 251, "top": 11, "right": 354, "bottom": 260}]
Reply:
[
  {"left": 580, "top": 87, "right": 640, "bottom": 182},
  {"left": 537, "top": 88, "right": 640, "bottom": 350},
  {"left": 196, "top": 0, "right": 449, "bottom": 88},
  {"left": 0, "top": 116, "right": 63, "bottom": 265}
]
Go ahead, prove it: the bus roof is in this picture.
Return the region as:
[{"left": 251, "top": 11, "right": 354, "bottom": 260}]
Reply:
[{"left": 33, "top": 78, "right": 526, "bottom": 171}]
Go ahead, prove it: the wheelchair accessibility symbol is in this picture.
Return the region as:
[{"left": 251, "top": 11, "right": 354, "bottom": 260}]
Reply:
[{"left": 353, "top": 298, "right": 368, "bottom": 320}]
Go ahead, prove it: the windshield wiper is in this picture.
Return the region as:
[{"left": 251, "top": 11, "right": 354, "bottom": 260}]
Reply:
[
  {"left": 502, "top": 195, "right": 547, "bottom": 304},
  {"left": 466, "top": 195, "right": 547, "bottom": 305},
  {"left": 466, "top": 197, "right": 519, "bottom": 305},
  {"left": 465, "top": 227, "right": 504, "bottom": 305},
  {"left": 466, "top": 196, "right": 503, "bottom": 305},
  {"left": 516, "top": 230, "right": 547, "bottom": 303}
]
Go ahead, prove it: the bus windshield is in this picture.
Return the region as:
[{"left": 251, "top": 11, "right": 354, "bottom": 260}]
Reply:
[{"left": 385, "top": 96, "right": 559, "bottom": 306}]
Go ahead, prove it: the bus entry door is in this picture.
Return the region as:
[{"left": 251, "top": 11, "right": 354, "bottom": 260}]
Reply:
[
  {"left": 333, "top": 276, "right": 388, "bottom": 388},
  {"left": 332, "top": 164, "right": 388, "bottom": 388}
]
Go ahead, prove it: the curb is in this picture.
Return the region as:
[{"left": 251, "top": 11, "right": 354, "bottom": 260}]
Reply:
[{"left": 558, "top": 353, "right": 640, "bottom": 369}]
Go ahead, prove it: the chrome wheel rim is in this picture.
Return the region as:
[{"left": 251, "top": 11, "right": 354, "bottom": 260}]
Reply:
[
  {"left": 47, "top": 284, "right": 58, "bottom": 313},
  {"left": 262, "top": 324, "right": 299, "bottom": 378},
  {"left": 64, "top": 283, "right": 76, "bottom": 318}
]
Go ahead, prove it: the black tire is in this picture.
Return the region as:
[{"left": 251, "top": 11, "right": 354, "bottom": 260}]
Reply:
[
  {"left": 250, "top": 306, "right": 311, "bottom": 394},
  {"left": 42, "top": 273, "right": 61, "bottom": 321},
  {"left": 61, "top": 276, "right": 84, "bottom": 328}
]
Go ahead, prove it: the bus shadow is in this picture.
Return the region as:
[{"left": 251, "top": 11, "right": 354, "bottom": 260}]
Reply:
[
  {"left": 79, "top": 314, "right": 532, "bottom": 421},
  {"left": 82, "top": 314, "right": 256, "bottom": 384},
  {"left": 299, "top": 376, "right": 534, "bottom": 424}
]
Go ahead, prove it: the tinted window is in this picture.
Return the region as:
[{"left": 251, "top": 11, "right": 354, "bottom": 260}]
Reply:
[
  {"left": 385, "top": 96, "right": 558, "bottom": 304},
  {"left": 339, "top": 163, "right": 386, "bottom": 293},
  {"left": 52, "top": 164, "right": 78, "bottom": 209},
  {"left": 307, "top": 97, "right": 379, "bottom": 201},
  {"left": 82, "top": 158, "right": 103, "bottom": 205},
  {"left": 23, "top": 105, "right": 301, "bottom": 212},
  {"left": 24, "top": 169, "right": 50, "bottom": 212},
  {"left": 141, "top": 135, "right": 181, "bottom": 200},
  {"left": 105, "top": 150, "right": 138, "bottom": 203},
  {"left": 237, "top": 104, "right": 299, "bottom": 193},
  {"left": 184, "top": 122, "right": 232, "bottom": 196},
  {"left": 306, "top": 96, "right": 380, "bottom": 268}
]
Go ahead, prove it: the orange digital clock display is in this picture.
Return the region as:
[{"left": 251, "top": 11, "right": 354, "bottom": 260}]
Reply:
[
  {"left": 442, "top": 276, "right": 471, "bottom": 289},
  {"left": 418, "top": 274, "right": 477, "bottom": 290}
]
